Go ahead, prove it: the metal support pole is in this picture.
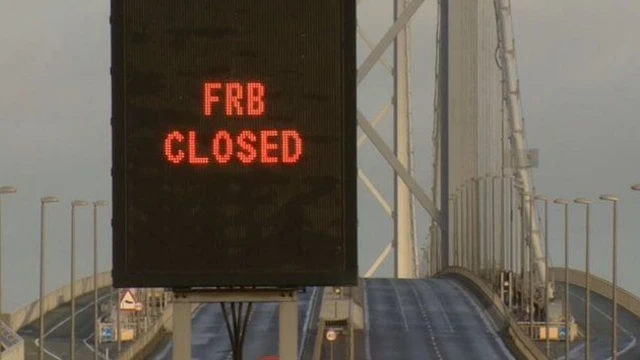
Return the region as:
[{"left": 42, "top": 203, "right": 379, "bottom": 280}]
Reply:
[
  {"left": 465, "top": 182, "right": 470, "bottom": 269},
  {"left": 280, "top": 300, "right": 298, "bottom": 360},
  {"left": 613, "top": 200, "right": 618, "bottom": 360},
  {"left": 585, "top": 202, "right": 591, "bottom": 360},
  {"left": 509, "top": 177, "right": 514, "bottom": 274},
  {"left": 529, "top": 193, "right": 534, "bottom": 336},
  {"left": 94, "top": 205, "right": 99, "bottom": 360},
  {"left": 39, "top": 203, "right": 45, "bottom": 360},
  {"left": 565, "top": 202, "right": 570, "bottom": 358},
  {"left": 520, "top": 191, "right": 525, "bottom": 312},
  {"left": 39, "top": 197, "right": 58, "bottom": 360},
  {"left": 0, "top": 186, "right": 17, "bottom": 360},
  {"left": 0, "top": 197, "right": 2, "bottom": 360},
  {"left": 69, "top": 201, "right": 87, "bottom": 360},
  {"left": 491, "top": 176, "right": 496, "bottom": 281},
  {"left": 599, "top": 195, "right": 619, "bottom": 359},
  {"left": 544, "top": 198, "right": 549, "bottom": 355},
  {"left": 536, "top": 195, "right": 550, "bottom": 357},
  {"left": 172, "top": 302, "right": 192, "bottom": 360},
  {"left": 475, "top": 179, "right": 480, "bottom": 275},
  {"left": 483, "top": 177, "right": 488, "bottom": 276},
  {"left": 454, "top": 194, "right": 459, "bottom": 266},
  {"left": 554, "top": 198, "right": 570, "bottom": 359},
  {"left": 116, "top": 290, "right": 122, "bottom": 352}
]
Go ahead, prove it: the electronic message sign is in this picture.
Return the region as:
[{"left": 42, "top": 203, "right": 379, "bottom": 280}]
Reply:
[{"left": 111, "top": 0, "right": 357, "bottom": 288}]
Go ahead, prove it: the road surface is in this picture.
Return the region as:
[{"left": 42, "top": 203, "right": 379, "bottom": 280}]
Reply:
[
  {"left": 148, "top": 288, "right": 318, "bottom": 360},
  {"left": 18, "top": 287, "right": 121, "bottom": 359},
  {"left": 363, "top": 278, "right": 515, "bottom": 360},
  {"left": 542, "top": 283, "right": 640, "bottom": 360}
]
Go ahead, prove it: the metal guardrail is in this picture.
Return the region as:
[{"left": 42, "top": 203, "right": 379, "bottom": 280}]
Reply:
[{"left": 437, "top": 266, "right": 548, "bottom": 360}]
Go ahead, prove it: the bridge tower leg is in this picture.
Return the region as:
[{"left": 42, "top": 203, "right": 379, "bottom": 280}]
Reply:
[{"left": 393, "top": 0, "right": 416, "bottom": 279}]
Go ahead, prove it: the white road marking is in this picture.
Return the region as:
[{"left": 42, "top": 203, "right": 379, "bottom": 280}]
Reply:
[
  {"left": 450, "top": 280, "right": 516, "bottom": 360},
  {"left": 33, "top": 292, "right": 111, "bottom": 360},
  {"left": 298, "top": 287, "right": 317, "bottom": 359},
  {"left": 566, "top": 288, "right": 637, "bottom": 360},
  {"left": 409, "top": 281, "right": 444, "bottom": 360},
  {"left": 389, "top": 280, "right": 410, "bottom": 331},
  {"left": 419, "top": 280, "right": 454, "bottom": 332}
]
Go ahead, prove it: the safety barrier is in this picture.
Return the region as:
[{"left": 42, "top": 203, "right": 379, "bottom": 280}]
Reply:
[
  {"left": 2, "top": 271, "right": 112, "bottom": 331},
  {"left": 1, "top": 321, "right": 24, "bottom": 360},
  {"left": 436, "top": 266, "right": 548, "bottom": 360},
  {"left": 550, "top": 267, "right": 640, "bottom": 320}
]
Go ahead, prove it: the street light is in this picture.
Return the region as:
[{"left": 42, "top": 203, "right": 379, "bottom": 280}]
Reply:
[
  {"left": 0, "top": 185, "right": 17, "bottom": 360},
  {"left": 69, "top": 200, "right": 88, "bottom": 360},
  {"left": 574, "top": 197, "right": 592, "bottom": 360},
  {"left": 93, "top": 200, "right": 108, "bottom": 360},
  {"left": 449, "top": 195, "right": 457, "bottom": 267},
  {"left": 600, "top": 194, "right": 619, "bottom": 360},
  {"left": 0, "top": 187, "right": 17, "bottom": 320},
  {"left": 39, "top": 196, "right": 58, "bottom": 360},
  {"left": 535, "top": 194, "right": 551, "bottom": 357},
  {"left": 554, "top": 198, "right": 570, "bottom": 359}
]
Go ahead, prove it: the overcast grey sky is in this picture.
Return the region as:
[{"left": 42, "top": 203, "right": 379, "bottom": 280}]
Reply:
[{"left": 1, "top": 0, "right": 640, "bottom": 312}]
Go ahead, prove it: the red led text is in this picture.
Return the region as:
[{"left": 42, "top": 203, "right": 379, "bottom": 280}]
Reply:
[
  {"left": 204, "top": 82, "right": 265, "bottom": 117},
  {"left": 164, "top": 81, "right": 304, "bottom": 167},
  {"left": 164, "top": 130, "right": 303, "bottom": 165}
]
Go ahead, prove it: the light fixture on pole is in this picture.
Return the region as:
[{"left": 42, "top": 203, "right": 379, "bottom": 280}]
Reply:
[
  {"left": 69, "top": 200, "right": 88, "bottom": 360},
  {"left": 553, "top": 198, "right": 570, "bottom": 359},
  {"left": 0, "top": 185, "right": 17, "bottom": 360},
  {"left": 39, "top": 196, "right": 59, "bottom": 360},
  {"left": 93, "top": 200, "right": 108, "bottom": 360},
  {"left": 574, "top": 197, "right": 592, "bottom": 360},
  {"left": 600, "top": 194, "right": 619, "bottom": 360},
  {"left": 534, "top": 194, "right": 551, "bottom": 357}
]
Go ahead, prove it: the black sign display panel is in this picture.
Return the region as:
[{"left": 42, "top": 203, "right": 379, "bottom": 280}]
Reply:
[{"left": 110, "top": 0, "right": 357, "bottom": 288}]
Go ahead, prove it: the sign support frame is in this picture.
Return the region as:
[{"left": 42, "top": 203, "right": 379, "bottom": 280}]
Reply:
[{"left": 171, "top": 288, "right": 298, "bottom": 360}]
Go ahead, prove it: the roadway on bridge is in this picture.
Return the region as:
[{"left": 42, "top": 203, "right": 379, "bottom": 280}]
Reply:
[
  {"left": 149, "top": 288, "right": 316, "bottom": 359},
  {"left": 542, "top": 283, "right": 640, "bottom": 360},
  {"left": 363, "top": 278, "right": 515, "bottom": 360},
  {"left": 17, "top": 287, "right": 121, "bottom": 360}
]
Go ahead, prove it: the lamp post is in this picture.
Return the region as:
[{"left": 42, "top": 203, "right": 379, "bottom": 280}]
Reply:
[
  {"left": 574, "top": 197, "right": 592, "bottom": 360},
  {"left": 70, "top": 200, "right": 88, "bottom": 360},
  {"left": 599, "top": 194, "right": 619, "bottom": 359},
  {"left": 535, "top": 194, "right": 551, "bottom": 357},
  {"left": 450, "top": 195, "right": 457, "bottom": 267},
  {"left": 93, "top": 200, "right": 108, "bottom": 360},
  {"left": 466, "top": 180, "right": 472, "bottom": 270},
  {"left": 528, "top": 191, "right": 535, "bottom": 337},
  {"left": 39, "top": 196, "right": 59, "bottom": 360},
  {"left": 0, "top": 186, "right": 17, "bottom": 337},
  {"left": 554, "top": 198, "right": 570, "bottom": 359}
]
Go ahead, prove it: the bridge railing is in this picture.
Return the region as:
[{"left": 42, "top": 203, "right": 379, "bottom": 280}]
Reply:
[
  {"left": 437, "top": 266, "right": 548, "bottom": 360},
  {"left": 550, "top": 267, "right": 640, "bottom": 320},
  {"left": 1, "top": 270, "right": 112, "bottom": 331}
]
